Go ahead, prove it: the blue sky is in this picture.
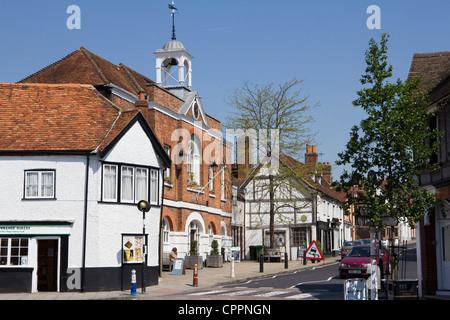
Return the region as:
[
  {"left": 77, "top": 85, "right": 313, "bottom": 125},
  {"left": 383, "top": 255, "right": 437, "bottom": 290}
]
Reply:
[{"left": 1, "top": 0, "right": 449, "bottom": 179}]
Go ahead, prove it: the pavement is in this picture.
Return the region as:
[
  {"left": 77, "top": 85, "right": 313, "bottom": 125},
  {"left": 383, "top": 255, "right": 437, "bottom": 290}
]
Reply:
[{"left": 0, "top": 255, "right": 340, "bottom": 300}]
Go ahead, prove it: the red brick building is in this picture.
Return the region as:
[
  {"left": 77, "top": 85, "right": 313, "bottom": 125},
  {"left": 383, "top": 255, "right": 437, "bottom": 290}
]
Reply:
[{"left": 18, "top": 39, "right": 233, "bottom": 263}]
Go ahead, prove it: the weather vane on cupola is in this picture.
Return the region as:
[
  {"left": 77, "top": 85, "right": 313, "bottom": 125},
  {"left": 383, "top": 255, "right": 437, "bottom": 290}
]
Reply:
[{"left": 168, "top": 1, "right": 178, "bottom": 40}]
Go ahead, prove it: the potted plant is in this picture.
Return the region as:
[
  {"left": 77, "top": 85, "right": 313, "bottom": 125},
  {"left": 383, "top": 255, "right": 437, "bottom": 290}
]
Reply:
[
  {"left": 164, "top": 176, "right": 173, "bottom": 185},
  {"left": 206, "top": 240, "right": 223, "bottom": 268},
  {"left": 184, "top": 240, "right": 203, "bottom": 269}
]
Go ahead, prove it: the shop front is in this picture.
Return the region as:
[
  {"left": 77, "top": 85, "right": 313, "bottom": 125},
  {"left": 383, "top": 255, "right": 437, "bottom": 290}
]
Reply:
[{"left": 0, "top": 221, "right": 72, "bottom": 293}]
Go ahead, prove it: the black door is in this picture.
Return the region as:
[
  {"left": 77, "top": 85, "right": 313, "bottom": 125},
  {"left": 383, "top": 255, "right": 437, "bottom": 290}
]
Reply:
[{"left": 37, "top": 240, "right": 58, "bottom": 292}]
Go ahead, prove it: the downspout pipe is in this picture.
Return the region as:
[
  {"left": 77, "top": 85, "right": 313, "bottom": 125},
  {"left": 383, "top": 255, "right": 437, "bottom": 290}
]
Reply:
[
  {"left": 81, "top": 154, "right": 90, "bottom": 292},
  {"left": 158, "top": 168, "right": 167, "bottom": 278}
]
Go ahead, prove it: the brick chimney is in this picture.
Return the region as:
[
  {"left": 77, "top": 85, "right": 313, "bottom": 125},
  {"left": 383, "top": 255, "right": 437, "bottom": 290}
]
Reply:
[
  {"left": 305, "top": 145, "right": 318, "bottom": 168},
  {"left": 232, "top": 135, "right": 253, "bottom": 181},
  {"left": 135, "top": 91, "right": 149, "bottom": 121},
  {"left": 323, "top": 162, "right": 332, "bottom": 184}
]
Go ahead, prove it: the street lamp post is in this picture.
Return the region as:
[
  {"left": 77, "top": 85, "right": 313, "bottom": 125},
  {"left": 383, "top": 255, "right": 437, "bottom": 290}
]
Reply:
[{"left": 137, "top": 200, "right": 150, "bottom": 294}]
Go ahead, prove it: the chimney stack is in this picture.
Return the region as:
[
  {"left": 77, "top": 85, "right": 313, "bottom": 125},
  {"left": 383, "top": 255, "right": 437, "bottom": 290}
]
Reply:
[
  {"left": 135, "top": 91, "right": 149, "bottom": 121},
  {"left": 323, "top": 162, "right": 332, "bottom": 184},
  {"left": 305, "top": 144, "right": 318, "bottom": 168}
]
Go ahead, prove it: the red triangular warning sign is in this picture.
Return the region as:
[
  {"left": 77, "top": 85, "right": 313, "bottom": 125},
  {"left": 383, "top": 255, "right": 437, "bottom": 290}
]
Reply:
[{"left": 305, "top": 240, "right": 324, "bottom": 260}]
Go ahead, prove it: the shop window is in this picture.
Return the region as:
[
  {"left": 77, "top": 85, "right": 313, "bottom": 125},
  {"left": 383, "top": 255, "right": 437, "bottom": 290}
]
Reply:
[
  {"left": 291, "top": 228, "right": 307, "bottom": 247},
  {"left": 24, "top": 170, "right": 55, "bottom": 199},
  {"left": 0, "top": 238, "right": 29, "bottom": 266}
]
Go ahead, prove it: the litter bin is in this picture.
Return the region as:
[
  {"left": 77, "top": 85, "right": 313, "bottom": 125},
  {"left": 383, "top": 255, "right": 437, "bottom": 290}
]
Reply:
[
  {"left": 386, "top": 280, "right": 418, "bottom": 300},
  {"left": 249, "top": 246, "right": 256, "bottom": 260},
  {"left": 255, "top": 246, "right": 264, "bottom": 261}
]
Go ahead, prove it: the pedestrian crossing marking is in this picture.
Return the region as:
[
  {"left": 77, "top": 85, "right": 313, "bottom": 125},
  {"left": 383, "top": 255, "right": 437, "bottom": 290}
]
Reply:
[
  {"left": 219, "top": 290, "right": 259, "bottom": 296},
  {"left": 188, "top": 289, "right": 231, "bottom": 296},
  {"left": 187, "top": 288, "right": 322, "bottom": 299},
  {"left": 286, "top": 293, "right": 319, "bottom": 299},
  {"left": 253, "top": 291, "right": 287, "bottom": 297}
]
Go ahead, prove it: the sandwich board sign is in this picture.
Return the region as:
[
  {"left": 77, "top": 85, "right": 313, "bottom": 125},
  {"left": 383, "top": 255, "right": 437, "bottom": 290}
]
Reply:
[
  {"left": 172, "top": 258, "right": 184, "bottom": 275},
  {"left": 305, "top": 240, "right": 324, "bottom": 260}
]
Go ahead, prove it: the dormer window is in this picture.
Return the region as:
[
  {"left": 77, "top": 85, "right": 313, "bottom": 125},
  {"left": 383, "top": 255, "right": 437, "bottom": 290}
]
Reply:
[{"left": 193, "top": 102, "right": 199, "bottom": 120}]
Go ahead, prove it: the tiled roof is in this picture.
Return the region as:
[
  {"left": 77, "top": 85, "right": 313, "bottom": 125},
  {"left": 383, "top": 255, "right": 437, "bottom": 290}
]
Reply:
[
  {"left": 0, "top": 83, "right": 138, "bottom": 153},
  {"left": 279, "top": 153, "right": 346, "bottom": 203},
  {"left": 18, "top": 47, "right": 156, "bottom": 99},
  {"left": 408, "top": 51, "right": 450, "bottom": 92}
]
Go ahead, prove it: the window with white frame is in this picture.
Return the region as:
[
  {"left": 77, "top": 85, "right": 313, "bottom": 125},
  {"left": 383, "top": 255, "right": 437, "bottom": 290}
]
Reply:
[
  {"left": 121, "top": 166, "right": 135, "bottom": 203},
  {"left": 0, "top": 238, "right": 29, "bottom": 266},
  {"left": 150, "top": 169, "right": 158, "bottom": 205},
  {"left": 208, "top": 223, "right": 214, "bottom": 244},
  {"left": 135, "top": 168, "right": 149, "bottom": 203},
  {"left": 103, "top": 164, "right": 118, "bottom": 201},
  {"left": 209, "top": 166, "right": 214, "bottom": 191},
  {"left": 102, "top": 163, "right": 159, "bottom": 205},
  {"left": 220, "top": 168, "right": 225, "bottom": 201},
  {"left": 187, "top": 134, "right": 201, "bottom": 185},
  {"left": 24, "top": 170, "right": 55, "bottom": 199},
  {"left": 162, "top": 217, "right": 170, "bottom": 243},
  {"left": 164, "top": 145, "right": 171, "bottom": 180}
]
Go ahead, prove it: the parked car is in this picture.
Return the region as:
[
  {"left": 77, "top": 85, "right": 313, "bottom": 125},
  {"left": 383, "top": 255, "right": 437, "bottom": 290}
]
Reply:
[
  {"left": 338, "top": 245, "right": 390, "bottom": 279},
  {"left": 341, "top": 240, "right": 362, "bottom": 259}
]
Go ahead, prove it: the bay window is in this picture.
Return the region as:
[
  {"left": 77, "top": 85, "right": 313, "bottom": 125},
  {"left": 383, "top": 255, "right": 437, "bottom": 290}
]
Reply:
[{"left": 102, "top": 162, "right": 159, "bottom": 205}]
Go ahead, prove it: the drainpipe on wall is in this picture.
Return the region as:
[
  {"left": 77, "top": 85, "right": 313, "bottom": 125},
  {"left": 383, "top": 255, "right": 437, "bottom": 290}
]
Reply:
[
  {"left": 158, "top": 168, "right": 167, "bottom": 277},
  {"left": 81, "top": 154, "right": 90, "bottom": 292},
  {"left": 417, "top": 221, "right": 423, "bottom": 297}
]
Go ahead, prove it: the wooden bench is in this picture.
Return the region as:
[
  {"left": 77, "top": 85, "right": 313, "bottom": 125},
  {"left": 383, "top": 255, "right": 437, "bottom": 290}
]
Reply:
[
  {"left": 264, "top": 248, "right": 282, "bottom": 262},
  {"left": 162, "top": 253, "right": 172, "bottom": 271}
]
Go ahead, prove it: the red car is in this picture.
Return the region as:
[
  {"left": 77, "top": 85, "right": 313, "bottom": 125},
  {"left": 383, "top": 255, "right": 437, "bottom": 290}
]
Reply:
[{"left": 339, "top": 245, "right": 390, "bottom": 279}]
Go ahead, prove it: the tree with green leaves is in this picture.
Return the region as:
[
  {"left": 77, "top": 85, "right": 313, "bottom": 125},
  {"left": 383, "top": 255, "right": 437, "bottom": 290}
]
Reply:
[
  {"left": 335, "top": 33, "right": 442, "bottom": 229},
  {"left": 225, "top": 78, "right": 318, "bottom": 249}
]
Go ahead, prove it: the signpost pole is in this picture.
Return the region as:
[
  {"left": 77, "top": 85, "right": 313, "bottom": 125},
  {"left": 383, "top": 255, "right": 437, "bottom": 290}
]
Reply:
[{"left": 369, "top": 225, "right": 377, "bottom": 300}]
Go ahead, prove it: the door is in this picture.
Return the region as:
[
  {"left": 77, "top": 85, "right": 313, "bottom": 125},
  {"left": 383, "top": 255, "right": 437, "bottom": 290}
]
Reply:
[
  {"left": 440, "top": 222, "right": 450, "bottom": 290},
  {"left": 37, "top": 240, "right": 58, "bottom": 292}
]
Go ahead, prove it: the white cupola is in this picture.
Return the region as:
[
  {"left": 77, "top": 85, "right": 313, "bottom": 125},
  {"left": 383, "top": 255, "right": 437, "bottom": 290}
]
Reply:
[{"left": 154, "top": 2, "right": 193, "bottom": 99}]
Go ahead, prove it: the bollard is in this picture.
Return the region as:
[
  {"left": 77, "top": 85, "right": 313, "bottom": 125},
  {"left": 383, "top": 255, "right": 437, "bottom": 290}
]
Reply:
[
  {"left": 131, "top": 269, "right": 137, "bottom": 296},
  {"left": 230, "top": 257, "right": 235, "bottom": 278},
  {"left": 303, "top": 250, "right": 307, "bottom": 265},
  {"left": 285, "top": 252, "right": 288, "bottom": 269},
  {"left": 193, "top": 264, "right": 199, "bottom": 287},
  {"left": 259, "top": 253, "right": 264, "bottom": 273}
]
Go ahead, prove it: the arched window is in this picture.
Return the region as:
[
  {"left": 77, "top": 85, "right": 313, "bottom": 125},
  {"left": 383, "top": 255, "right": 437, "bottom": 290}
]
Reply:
[
  {"left": 162, "top": 217, "right": 170, "bottom": 243},
  {"left": 208, "top": 223, "right": 214, "bottom": 244},
  {"left": 187, "top": 134, "right": 201, "bottom": 185},
  {"left": 189, "top": 221, "right": 200, "bottom": 244}
]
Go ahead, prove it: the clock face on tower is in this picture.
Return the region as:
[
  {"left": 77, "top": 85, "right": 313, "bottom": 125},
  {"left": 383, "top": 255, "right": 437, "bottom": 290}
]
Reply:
[{"left": 193, "top": 102, "right": 199, "bottom": 120}]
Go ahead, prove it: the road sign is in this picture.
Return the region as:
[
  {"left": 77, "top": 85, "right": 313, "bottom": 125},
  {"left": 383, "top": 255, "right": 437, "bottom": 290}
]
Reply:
[
  {"left": 344, "top": 278, "right": 368, "bottom": 300},
  {"left": 305, "top": 240, "right": 324, "bottom": 260}
]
